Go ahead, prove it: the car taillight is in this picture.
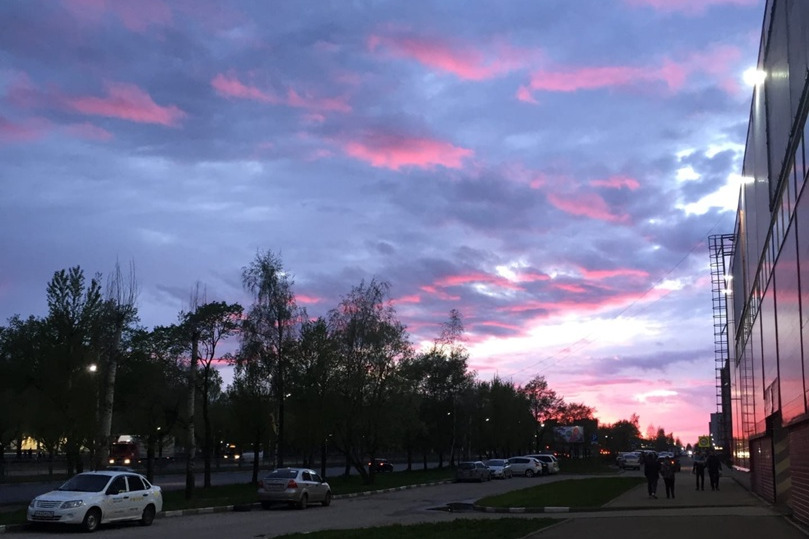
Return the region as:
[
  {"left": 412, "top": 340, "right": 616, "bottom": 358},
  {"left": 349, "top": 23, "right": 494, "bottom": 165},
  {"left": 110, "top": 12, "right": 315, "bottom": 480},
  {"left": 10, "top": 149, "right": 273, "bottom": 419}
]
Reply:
[
  {"left": 287, "top": 480, "right": 298, "bottom": 489},
  {"left": 258, "top": 480, "right": 264, "bottom": 488}
]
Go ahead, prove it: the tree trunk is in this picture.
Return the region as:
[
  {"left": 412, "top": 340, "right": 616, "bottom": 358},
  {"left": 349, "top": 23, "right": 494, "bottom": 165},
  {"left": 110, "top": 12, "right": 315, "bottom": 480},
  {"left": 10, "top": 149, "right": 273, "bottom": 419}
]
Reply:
[
  {"left": 202, "top": 366, "right": 212, "bottom": 488},
  {"left": 185, "top": 336, "right": 198, "bottom": 499}
]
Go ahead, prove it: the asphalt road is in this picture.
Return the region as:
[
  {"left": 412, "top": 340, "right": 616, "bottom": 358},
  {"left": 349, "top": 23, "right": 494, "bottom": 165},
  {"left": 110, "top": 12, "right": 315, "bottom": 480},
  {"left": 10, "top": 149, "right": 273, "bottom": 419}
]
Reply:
[
  {"left": 6, "top": 474, "right": 560, "bottom": 538},
  {"left": 0, "top": 462, "right": 427, "bottom": 505}
]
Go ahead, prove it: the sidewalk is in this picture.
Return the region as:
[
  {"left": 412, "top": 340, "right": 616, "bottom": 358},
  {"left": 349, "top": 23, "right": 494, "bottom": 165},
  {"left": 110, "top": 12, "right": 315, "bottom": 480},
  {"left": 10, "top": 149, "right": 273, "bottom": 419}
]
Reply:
[
  {"left": 522, "top": 467, "right": 809, "bottom": 539},
  {"left": 603, "top": 466, "right": 759, "bottom": 510}
]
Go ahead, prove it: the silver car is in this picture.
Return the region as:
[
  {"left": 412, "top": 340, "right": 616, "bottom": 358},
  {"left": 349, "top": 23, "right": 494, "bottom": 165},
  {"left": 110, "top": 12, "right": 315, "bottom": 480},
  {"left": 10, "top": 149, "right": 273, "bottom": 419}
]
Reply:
[
  {"left": 257, "top": 468, "right": 332, "bottom": 509},
  {"left": 455, "top": 461, "right": 491, "bottom": 482},
  {"left": 27, "top": 470, "right": 162, "bottom": 532},
  {"left": 484, "top": 458, "right": 513, "bottom": 479},
  {"left": 507, "top": 456, "right": 543, "bottom": 477}
]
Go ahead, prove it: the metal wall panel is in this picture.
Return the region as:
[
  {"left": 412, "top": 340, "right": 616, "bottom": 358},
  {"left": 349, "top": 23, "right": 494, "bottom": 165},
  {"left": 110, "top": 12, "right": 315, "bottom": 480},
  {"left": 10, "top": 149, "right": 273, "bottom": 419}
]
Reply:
[{"left": 790, "top": 421, "right": 809, "bottom": 525}]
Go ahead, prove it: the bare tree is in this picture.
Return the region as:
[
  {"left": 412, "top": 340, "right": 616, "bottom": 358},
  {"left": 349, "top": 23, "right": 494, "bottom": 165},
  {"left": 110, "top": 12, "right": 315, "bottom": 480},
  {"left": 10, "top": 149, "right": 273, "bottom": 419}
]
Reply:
[{"left": 93, "top": 260, "right": 138, "bottom": 471}]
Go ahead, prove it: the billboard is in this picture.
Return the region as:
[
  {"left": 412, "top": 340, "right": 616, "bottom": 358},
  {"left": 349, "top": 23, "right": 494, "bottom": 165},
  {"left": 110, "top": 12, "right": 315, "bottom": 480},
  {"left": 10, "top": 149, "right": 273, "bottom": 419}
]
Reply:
[{"left": 554, "top": 425, "right": 584, "bottom": 443}]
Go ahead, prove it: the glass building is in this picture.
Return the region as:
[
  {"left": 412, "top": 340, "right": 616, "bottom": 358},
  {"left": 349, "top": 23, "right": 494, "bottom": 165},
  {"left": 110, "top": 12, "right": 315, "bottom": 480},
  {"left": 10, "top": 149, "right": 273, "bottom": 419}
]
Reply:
[{"left": 726, "top": 0, "right": 809, "bottom": 525}]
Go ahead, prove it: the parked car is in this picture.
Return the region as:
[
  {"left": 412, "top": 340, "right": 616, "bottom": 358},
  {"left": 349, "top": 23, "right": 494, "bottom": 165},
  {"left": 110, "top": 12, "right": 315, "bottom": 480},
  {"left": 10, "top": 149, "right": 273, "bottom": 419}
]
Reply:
[
  {"left": 456, "top": 461, "right": 491, "bottom": 482},
  {"left": 484, "top": 458, "right": 513, "bottom": 479},
  {"left": 528, "top": 454, "right": 560, "bottom": 474},
  {"left": 368, "top": 458, "right": 394, "bottom": 472},
  {"left": 27, "top": 470, "right": 162, "bottom": 532},
  {"left": 257, "top": 468, "right": 332, "bottom": 509},
  {"left": 618, "top": 451, "right": 641, "bottom": 470},
  {"left": 507, "top": 456, "right": 543, "bottom": 477}
]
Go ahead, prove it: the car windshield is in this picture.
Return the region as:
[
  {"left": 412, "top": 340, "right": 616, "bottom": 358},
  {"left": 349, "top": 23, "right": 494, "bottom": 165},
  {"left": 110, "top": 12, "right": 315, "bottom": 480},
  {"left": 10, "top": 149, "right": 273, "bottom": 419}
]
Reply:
[
  {"left": 58, "top": 474, "right": 111, "bottom": 492},
  {"left": 265, "top": 469, "right": 298, "bottom": 479},
  {"left": 486, "top": 459, "right": 505, "bottom": 466}
]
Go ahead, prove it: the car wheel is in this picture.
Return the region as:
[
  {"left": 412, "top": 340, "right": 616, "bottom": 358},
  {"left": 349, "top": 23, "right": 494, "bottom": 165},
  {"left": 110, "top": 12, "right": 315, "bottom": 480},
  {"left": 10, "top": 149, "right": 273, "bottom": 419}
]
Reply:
[
  {"left": 297, "top": 494, "right": 308, "bottom": 510},
  {"left": 82, "top": 508, "right": 101, "bottom": 533},
  {"left": 525, "top": 469, "right": 535, "bottom": 478},
  {"left": 260, "top": 501, "right": 272, "bottom": 510},
  {"left": 140, "top": 505, "right": 156, "bottom": 526},
  {"left": 322, "top": 491, "right": 332, "bottom": 507}
]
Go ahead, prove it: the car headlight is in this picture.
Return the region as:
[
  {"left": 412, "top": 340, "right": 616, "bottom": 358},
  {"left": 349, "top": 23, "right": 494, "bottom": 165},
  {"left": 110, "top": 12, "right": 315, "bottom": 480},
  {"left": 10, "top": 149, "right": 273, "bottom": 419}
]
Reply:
[
  {"left": 60, "top": 500, "right": 85, "bottom": 509},
  {"left": 29, "top": 499, "right": 38, "bottom": 508}
]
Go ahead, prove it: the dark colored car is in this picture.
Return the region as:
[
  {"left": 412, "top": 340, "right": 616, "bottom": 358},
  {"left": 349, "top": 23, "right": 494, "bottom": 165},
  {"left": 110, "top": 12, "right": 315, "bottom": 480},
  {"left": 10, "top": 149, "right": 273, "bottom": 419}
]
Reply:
[{"left": 368, "top": 458, "right": 394, "bottom": 472}]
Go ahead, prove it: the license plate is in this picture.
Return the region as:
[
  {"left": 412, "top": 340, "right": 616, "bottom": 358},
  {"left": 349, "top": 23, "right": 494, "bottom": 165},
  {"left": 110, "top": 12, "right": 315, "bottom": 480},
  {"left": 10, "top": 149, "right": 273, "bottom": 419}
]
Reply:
[{"left": 34, "top": 511, "right": 53, "bottom": 518}]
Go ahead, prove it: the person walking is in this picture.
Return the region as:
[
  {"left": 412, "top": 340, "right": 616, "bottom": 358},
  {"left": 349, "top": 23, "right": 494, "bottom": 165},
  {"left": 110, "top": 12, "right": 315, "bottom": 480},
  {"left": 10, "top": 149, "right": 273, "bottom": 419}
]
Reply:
[
  {"left": 660, "top": 457, "right": 676, "bottom": 498},
  {"left": 644, "top": 452, "right": 661, "bottom": 498},
  {"left": 706, "top": 450, "right": 722, "bottom": 491},
  {"left": 693, "top": 451, "right": 706, "bottom": 491}
]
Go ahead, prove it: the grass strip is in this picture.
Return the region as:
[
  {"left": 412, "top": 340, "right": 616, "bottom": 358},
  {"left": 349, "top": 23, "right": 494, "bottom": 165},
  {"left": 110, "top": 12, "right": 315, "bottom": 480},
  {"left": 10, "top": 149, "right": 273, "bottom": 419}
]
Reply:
[
  {"left": 477, "top": 476, "right": 644, "bottom": 508},
  {"left": 275, "top": 518, "right": 556, "bottom": 539}
]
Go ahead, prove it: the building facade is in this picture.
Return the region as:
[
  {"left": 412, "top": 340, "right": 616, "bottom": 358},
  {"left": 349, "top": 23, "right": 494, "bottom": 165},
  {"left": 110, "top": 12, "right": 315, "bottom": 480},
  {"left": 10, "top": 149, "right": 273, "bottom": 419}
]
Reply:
[{"left": 727, "top": 0, "right": 809, "bottom": 525}]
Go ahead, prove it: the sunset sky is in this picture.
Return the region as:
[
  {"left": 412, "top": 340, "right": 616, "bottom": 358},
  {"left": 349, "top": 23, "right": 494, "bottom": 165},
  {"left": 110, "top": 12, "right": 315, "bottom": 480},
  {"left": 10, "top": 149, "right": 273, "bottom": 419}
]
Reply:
[{"left": 0, "top": 0, "right": 766, "bottom": 446}]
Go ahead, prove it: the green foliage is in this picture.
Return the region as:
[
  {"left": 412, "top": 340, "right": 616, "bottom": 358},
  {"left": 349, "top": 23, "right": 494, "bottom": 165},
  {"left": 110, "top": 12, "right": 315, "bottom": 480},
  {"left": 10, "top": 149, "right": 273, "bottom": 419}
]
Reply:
[{"left": 275, "top": 519, "right": 555, "bottom": 539}]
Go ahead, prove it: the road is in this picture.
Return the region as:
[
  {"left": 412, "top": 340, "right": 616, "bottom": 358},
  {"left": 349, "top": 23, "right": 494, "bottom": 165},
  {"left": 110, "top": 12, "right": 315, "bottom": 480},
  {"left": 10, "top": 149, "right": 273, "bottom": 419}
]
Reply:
[
  {"left": 0, "top": 462, "right": 425, "bottom": 506},
  {"left": 6, "top": 475, "right": 558, "bottom": 537}
]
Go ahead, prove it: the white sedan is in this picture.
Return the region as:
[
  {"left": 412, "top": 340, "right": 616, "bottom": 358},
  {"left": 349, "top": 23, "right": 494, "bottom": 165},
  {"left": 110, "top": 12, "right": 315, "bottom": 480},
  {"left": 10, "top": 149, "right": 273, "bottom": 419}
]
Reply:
[{"left": 27, "top": 470, "right": 162, "bottom": 532}]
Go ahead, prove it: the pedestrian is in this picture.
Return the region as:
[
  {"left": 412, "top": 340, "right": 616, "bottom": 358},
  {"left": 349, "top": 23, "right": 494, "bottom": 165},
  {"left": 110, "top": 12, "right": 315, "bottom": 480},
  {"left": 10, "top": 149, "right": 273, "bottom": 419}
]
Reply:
[
  {"left": 644, "top": 452, "right": 661, "bottom": 498},
  {"left": 706, "top": 450, "right": 722, "bottom": 491},
  {"left": 693, "top": 451, "right": 706, "bottom": 491},
  {"left": 660, "top": 457, "right": 676, "bottom": 499}
]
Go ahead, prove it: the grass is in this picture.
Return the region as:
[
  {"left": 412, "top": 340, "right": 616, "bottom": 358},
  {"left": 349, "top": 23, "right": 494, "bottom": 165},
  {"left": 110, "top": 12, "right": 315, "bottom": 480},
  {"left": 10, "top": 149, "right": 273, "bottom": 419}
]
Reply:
[
  {"left": 477, "top": 476, "right": 644, "bottom": 508},
  {"left": 274, "top": 518, "right": 557, "bottom": 539}
]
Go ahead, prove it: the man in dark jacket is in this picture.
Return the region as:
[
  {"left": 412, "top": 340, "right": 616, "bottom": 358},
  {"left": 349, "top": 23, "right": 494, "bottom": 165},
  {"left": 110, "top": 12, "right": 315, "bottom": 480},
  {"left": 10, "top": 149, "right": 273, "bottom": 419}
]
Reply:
[
  {"left": 644, "top": 452, "right": 661, "bottom": 498},
  {"left": 693, "top": 451, "right": 706, "bottom": 490},
  {"left": 706, "top": 450, "right": 722, "bottom": 491}
]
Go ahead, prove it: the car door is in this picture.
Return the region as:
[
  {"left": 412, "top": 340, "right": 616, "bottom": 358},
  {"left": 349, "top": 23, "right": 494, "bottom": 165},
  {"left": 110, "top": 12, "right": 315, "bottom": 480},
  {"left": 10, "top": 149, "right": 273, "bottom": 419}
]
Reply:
[
  {"left": 124, "top": 475, "right": 149, "bottom": 518},
  {"left": 104, "top": 475, "right": 130, "bottom": 521},
  {"left": 308, "top": 471, "right": 327, "bottom": 502},
  {"left": 300, "top": 470, "right": 320, "bottom": 502}
]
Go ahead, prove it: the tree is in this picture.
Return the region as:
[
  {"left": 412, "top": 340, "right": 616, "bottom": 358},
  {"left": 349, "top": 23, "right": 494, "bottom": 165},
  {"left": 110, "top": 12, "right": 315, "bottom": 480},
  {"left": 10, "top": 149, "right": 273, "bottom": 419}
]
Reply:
[
  {"left": 522, "top": 375, "right": 563, "bottom": 452},
  {"left": 182, "top": 301, "right": 242, "bottom": 487},
  {"left": 44, "top": 267, "right": 105, "bottom": 475},
  {"left": 241, "top": 250, "right": 298, "bottom": 468},
  {"left": 227, "top": 357, "right": 273, "bottom": 484},
  {"left": 0, "top": 316, "right": 45, "bottom": 478},
  {"left": 287, "top": 317, "right": 340, "bottom": 479},
  {"left": 328, "top": 279, "right": 411, "bottom": 483}
]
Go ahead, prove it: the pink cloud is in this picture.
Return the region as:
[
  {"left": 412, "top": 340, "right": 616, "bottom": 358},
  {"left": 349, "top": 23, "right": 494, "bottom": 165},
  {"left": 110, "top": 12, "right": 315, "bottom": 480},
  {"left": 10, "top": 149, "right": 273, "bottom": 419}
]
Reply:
[
  {"left": 0, "top": 116, "right": 45, "bottom": 142},
  {"left": 211, "top": 73, "right": 275, "bottom": 102},
  {"left": 435, "top": 272, "right": 523, "bottom": 291},
  {"left": 419, "top": 285, "right": 461, "bottom": 301},
  {"left": 623, "top": 0, "right": 760, "bottom": 15},
  {"left": 519, "top": 44, "right": 744, "bottom": 102},
  {"left": 61, "top": 0, "right": 173, "bottom": 32},
  {"left": 516, "top": 85, "right": 539, "bottom": 104},
  {"left": 590, "top": 175, "right": 641, "bottom": 190},
  {"left": 65, "top": 82, "right": 186, "bottom": 126},
  {"left": 296, "top": 294, "right": 323, "bottom": 305},
  {"left": 393, "top": 294, "right": 421, "bottom": 304},
  {"left": 369, "top": 34, "right": 528, "bottom": 81},
  {"left": 342, "top": 132, "right": 472, "bottom": 170},
  {"left": 547, "top": 192, "right": 630, "bottom": 223},
  {"left": 65, "top": 122, "right": 114, "bottom": 141},
  {"left": 211, "top": 73, "right": 351, "bottom": 112},
  {"left": 580, "top": 268, "right": 649, "bottom": 280}
]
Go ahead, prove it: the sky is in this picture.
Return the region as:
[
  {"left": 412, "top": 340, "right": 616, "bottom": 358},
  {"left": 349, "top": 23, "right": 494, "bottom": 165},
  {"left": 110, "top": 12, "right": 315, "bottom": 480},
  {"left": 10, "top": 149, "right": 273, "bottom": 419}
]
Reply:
[{"left": 0, "top": 0, "right": 766, "bottom": 447}]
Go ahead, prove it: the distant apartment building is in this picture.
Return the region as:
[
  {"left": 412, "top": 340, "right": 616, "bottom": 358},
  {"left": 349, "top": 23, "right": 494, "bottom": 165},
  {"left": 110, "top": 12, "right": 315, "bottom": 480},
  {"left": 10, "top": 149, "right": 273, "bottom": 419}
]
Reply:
[{"left": 723, "top": 0, "right": 809, "bottom": 525}]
